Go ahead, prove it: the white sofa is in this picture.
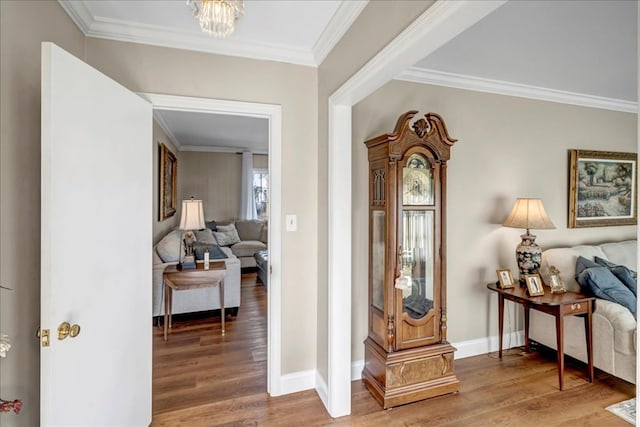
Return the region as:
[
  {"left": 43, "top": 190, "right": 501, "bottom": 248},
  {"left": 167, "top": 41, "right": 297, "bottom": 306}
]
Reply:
[
  {"left": 152, "top": 229, "right": 242, "bottom": 317},
  {"left": 529, "top": 240, "right": 637, "bottom": 384}
]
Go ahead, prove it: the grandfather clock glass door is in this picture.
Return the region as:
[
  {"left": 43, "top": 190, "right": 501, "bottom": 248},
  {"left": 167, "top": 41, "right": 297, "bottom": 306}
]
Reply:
[
  {"left": 397, "top": 151, "right": 440, "bottom": 349},
  {"left": 362, "top": 111, "right": 459, "bottom": 409}
]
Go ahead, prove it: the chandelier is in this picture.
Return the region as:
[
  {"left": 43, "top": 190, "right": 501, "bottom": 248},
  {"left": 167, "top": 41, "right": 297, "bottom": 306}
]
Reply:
[{"left": 187, "top": 0, "right": 244, "bottom": 38}]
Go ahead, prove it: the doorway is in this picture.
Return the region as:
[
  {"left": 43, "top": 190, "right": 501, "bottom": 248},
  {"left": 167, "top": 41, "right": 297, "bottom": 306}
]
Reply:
[{"left": 140, "top": 93, "right": 282, "bottom": 396}]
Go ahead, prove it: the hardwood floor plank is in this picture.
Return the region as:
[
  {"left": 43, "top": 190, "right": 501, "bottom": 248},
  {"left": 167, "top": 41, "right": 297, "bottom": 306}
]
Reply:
[{"left": 152, "top": 272, "right": 635, "bottom": 426}]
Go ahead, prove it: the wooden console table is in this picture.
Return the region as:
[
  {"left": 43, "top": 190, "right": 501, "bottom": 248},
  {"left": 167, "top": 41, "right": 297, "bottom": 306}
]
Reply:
[
  {"left": 163, "top": 261, "right": 226, "bottom": 340},
  {"left": 487, "top": 282, "right": 595, "bottom": 390}
]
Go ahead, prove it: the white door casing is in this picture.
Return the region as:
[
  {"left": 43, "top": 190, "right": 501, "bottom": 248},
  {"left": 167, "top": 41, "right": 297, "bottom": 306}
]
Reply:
[
  {"left": 41, "top": 42, "right": 152, "bottom": 425},
  {"left": 137, "top": 93, "right": 283, "bottom": 396}
]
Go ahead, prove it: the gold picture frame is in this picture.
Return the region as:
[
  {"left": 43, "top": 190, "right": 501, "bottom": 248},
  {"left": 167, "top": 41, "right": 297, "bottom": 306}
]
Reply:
[
  {"left": 569, "top": 149, "right": 637, "bottom": 228},
  {"left": 159, "top": 143, "right": 177, "bottom": 221},
  {"left": 524, "top": 273, "right": 544, "bottom": 297},
  {"left": 496, "top": 268, "right": 515, "bottom": 289},
  {"left": 547, "top": 266, "right": 567, "bottom": 294}
]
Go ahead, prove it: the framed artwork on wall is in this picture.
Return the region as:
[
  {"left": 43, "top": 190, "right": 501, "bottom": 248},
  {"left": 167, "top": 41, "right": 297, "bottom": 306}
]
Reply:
[
  {"left": 159, "top": 143, "right": 177, "bottom": 221},
  {"left": 568, "top": 149, "right": 637, "bottom": 228}
]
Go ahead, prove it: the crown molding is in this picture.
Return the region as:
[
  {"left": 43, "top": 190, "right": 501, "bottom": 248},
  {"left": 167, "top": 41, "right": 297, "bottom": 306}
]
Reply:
[
  {"left": 180, "top": 145, "right": 267, "bottom": 155},
  {"left": 57, "top": 0, "right": 92, "bottom": 33},
  {"left": 58, "top": 0, "right": 365, "bottom": 67},
  {"left": 152, "top": 111, "right": 182, "bottom": 150},
  {"left": 396, "top": 67, "right": 638, "bottom": 113},
  {"left": 312, "top": 0, "right": 368, "bottom": 66}
]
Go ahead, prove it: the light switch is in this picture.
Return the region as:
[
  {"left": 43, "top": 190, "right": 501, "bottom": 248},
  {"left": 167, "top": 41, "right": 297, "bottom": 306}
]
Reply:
[{"left": 286, "top": 214, "right": 297, "bottom": 232}]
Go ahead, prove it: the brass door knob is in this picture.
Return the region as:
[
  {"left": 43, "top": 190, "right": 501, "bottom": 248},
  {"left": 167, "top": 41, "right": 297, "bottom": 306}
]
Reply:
[{"left": 57, "top": 322, "right": 81, "bottom": 340}]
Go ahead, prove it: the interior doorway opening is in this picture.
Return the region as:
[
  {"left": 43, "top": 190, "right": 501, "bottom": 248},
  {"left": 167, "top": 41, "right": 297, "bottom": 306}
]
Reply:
[{"left": 140, "top": 93, "right": 283, "bottom": 399}]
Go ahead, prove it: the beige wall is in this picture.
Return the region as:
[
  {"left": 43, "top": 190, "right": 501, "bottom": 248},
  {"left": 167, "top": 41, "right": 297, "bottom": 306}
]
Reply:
[
  {"left": 178, "top": 152, "right": 267, "bottom": 222},
  {"left": 153, "top": 120, "right": 181, "bottom": 244},
  {"left": 351, "top": 80, "right": 637, "bottom": 360},
  {"left": 316, "top": 0, "right": 434, "bottom": 383},
  {"left": 0, "top": 1, "right": 85, "bottom": 425},
  {"left": 83, "top": 38, "right": 319, "bottom": 374}
]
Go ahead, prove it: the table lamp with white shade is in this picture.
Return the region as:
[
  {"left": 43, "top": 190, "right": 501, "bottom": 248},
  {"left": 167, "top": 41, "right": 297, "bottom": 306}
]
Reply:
[
  {"left": 502, "top": 198, "right": 555, "bottom": 282},
  {"left": 178, "top": 197, "right": 205, "bottom": 270}
]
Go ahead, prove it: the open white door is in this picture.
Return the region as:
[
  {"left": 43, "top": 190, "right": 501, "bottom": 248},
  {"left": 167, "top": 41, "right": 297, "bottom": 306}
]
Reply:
[{"left": 41, "top": 42, "right": 152, "bottom": 426}]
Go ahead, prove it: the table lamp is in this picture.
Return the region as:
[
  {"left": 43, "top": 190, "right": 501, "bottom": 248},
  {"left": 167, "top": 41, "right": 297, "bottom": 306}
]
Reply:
[
  {"left": 178, "top": 197, "right": 205, "bottom": 270},
  {"left": 502, "top": 198, "right": 555, "bottom": 282}
]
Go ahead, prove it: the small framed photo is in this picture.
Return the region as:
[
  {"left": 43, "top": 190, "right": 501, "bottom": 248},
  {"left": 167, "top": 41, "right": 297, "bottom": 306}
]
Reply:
[
  {"left": 524, "top": 273, "right": 544, "bottom": 296},
  {"left": 548, "top": 266, "right": 567, "bottom": 294},
  {"left": 496, "top": 269, "right": 515, "bottom": 289}
]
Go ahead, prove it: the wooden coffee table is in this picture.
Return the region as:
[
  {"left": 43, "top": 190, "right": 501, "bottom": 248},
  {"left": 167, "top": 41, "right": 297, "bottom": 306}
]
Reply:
[
  {"left": 487, "top": 282, "right": 595, "bottom": 390},
  {"left": 163, "top": 261, "right": 226, "bottom": 340}
]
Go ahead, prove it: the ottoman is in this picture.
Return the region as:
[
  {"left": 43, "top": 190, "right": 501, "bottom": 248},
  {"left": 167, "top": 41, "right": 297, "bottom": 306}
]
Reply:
[{"left": 255, "top": 250, "right": 268, "bottom": 290}]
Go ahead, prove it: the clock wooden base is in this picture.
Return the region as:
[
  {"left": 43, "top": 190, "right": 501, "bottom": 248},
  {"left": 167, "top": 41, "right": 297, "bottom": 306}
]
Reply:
[{"left": 362, "top": 337, "right": 460, "bottom": 409}]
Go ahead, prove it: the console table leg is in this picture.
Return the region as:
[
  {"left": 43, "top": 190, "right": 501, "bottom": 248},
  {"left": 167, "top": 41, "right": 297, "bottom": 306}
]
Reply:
[
  {"left": 220, "top": 279, "right": 225, "bottom": 336},
  {"left": 556, "top": 311, "right": 564, "bottom": 390},
  {"left": 524, "top": 304, "right": 530, "bottom": 352},
  {"left": 498, "top": 294, "right": 504, "bottom": 358},
  {"left": 585, "top": 302, "right": 594, "bottom": 383}
]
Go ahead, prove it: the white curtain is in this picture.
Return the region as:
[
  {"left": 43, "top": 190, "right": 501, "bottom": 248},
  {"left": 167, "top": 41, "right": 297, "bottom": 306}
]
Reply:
[{"left": 239, "top": 151, "right": 257, "bottom": 220}]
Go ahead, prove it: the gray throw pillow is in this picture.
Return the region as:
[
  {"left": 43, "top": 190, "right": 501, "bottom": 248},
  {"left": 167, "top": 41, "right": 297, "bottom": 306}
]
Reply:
[
  {"left": 195, "top": 228, "right": 217, "bottom": 245},
  {"left": 205, "top": 220, "right": 218, "bottom": 232},
  {"left": 213, "top": 227, "right": 241, "bottom": 246},
  {"left": 575, "top": 256, "right": 636, "bottom": 319},
  {"left": 156, "top": 230, "right": 181, "bottom": 263}
]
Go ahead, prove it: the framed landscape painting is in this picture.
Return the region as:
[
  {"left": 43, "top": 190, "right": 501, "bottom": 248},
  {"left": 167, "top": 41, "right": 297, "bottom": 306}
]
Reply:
[
  {"left": 568, "top": 149, "right": 637, "bottom": 228},
  {"left": 159, "top": 143, "right": 177, "bottom": 221}
]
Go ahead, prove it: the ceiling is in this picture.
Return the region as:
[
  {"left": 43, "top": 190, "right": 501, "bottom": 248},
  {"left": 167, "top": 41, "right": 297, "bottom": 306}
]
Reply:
[{"left": 60, "top": 0, "right": 637, "bottom": 153}]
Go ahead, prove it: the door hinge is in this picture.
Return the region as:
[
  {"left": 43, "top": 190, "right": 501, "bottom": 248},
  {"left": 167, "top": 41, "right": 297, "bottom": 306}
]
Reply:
[{"left": 38, "top": 328, "right": 50, "bottom": 347}]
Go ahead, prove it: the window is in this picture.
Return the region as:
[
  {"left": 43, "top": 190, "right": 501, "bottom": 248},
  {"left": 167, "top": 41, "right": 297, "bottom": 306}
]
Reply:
[{"left": 253, "top": 170, "right": 268, "bottom": 220}]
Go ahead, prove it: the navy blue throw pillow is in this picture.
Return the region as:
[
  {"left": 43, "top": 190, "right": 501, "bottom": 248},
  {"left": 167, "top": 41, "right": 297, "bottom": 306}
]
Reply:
[
  {"left": 575, "top": 257, "right": 636, "bottom": 319},
  {"left": 192, "top": 242, "right": 227, "bottom": 261},
  {"left": 575, "top": 256, "right": 600, "bottom": 274},
  {"left": 594, "top": 256, "right": 637, "bottom": 280},
  {"left": 594, "top": 256, "right": 637, "bottom": 296}
]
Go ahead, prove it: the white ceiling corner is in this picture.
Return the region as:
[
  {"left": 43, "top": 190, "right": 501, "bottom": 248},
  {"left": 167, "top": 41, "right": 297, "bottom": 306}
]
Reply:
[
  {"left": 312, "top": 0, "right": 369, "bottom": 65},
  {"left": 153, "top": 110, "right": 182, "bottom": 150},
  {"left": 57, "top": 0, "right": 367, "bottom": 67}
]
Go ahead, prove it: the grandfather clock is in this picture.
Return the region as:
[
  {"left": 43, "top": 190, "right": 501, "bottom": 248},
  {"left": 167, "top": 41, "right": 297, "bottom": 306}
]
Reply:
[{"left": 362, "top": 111, "right": 459, "bottom": 408}]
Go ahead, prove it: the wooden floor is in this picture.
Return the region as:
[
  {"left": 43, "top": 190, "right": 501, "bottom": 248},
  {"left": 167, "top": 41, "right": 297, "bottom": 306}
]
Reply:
[{"left": 152, "top": 272, "right": 635, "bottom": 426}]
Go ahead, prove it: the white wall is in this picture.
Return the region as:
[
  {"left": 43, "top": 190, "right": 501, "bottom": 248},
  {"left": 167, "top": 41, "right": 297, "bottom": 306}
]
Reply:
[{"left": 351, "top": 79, "right": 637, "bottom": 360}]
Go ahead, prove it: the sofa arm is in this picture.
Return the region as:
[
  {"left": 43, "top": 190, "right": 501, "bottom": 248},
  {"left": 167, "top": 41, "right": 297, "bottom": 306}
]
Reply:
[{"left": 595, "top": 299, "right": 637, "bottom": 355}]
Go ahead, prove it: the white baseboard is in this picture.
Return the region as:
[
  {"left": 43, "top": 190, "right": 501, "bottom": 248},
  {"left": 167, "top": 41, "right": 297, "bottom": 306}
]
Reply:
[
  {"left": 351, "top": 359, "right": 365, "bottom": 381},
  {"left": 315, "top": 371, "right": 329, "bottom": 409},
  {"left": 281, "top": 331, "right": 525, "bottom": 396},
  {"left": 454, "top": 330, "right": 525, "bottom": 359},
  {"left": 278, "top": 369, "right": 316, "bottom": 395}
]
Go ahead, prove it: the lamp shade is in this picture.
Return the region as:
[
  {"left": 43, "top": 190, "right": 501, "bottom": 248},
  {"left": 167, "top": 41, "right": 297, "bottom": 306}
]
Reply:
[
  {"left": 179, "top": 199, "right": 205, "bottom": 230},
  {"left": 502, "top": 198, "right": 555, "bottom": 230}
]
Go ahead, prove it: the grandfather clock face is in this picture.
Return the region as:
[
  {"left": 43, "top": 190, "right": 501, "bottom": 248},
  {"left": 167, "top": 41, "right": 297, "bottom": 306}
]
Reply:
[{"left": 403, "top": 153, "right": 433, "bottom": 206}]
